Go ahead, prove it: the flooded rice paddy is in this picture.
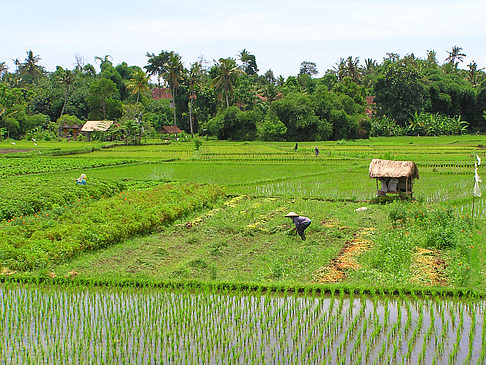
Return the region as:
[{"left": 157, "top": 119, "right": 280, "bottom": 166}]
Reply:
[{"left": 1, "top": 284, "right": 485, "bottom": 364}]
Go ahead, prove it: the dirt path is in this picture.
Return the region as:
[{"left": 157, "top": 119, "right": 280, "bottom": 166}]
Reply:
[{"left": 313, "top": 227, "right": 375, "bottom": 283}]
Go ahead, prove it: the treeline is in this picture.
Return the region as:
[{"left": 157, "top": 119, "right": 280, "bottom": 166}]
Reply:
[{"left": 0, "top": 47, "right": 485, "bottom": 142}]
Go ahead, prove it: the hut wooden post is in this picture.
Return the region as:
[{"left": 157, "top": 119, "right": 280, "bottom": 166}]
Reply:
[{"left": 375, "top": 179, "right": 378, "bottom": 194}]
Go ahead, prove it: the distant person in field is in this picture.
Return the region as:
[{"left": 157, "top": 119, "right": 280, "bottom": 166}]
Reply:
[
  {"left": 294, "top": 143, "right": 298, "bottom": 152},
  {"left": 285, "top": 212, "right": 311, "bottom": 241},
  {"left": 314, "top": 146, "right": 319, "bottom": 157},
  {"left": 76, "top": 173, "right": 87, "bottom": 185}
]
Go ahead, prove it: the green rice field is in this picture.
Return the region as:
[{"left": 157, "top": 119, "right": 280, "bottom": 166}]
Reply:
[
  {"left": 1, "top": 135, "right": 485, "bottom": 363},
  {"left": 1, "top": 284, "right": 485, "bottom": 364}
]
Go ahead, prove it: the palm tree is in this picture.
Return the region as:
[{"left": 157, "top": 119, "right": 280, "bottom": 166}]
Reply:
[
  {"left": 364, "top": 58, "right": 377, "bottom": 73},
  {"left": 145, "top": 51, "right": 171, "bottom": 88},
  {"left": 213, "top": 57, "right": 239, "bottom": 108},
  {"left": 186, "top": 62, "right": 204, "bottom": 136},
  {"left": 12, "top": 58, "right": 20, "bottom": 72},
  {"left": 127, "top": 69, "right": 150, "bottom": 102},
  {"left": 445, "top": 46, "right": 466, "bottom": 69},
  {"left": 239, "top": 49, "right": 258, "bottom": 75},
  {"left": 20, "top": 50, "right": 43, "bottom": 83},
  {"left": 467, "top": 61, "right": 484, "bottom": 87},
  {"left": 95, "top": 55, "right": 113, "bottom": 72},
  {"left": 0, "top": 62, "right": 7, "bottom": 79},
  {"left": 334, "top": 56, "right": 361, "bottom": 82},
  {"left": 425, "top": 50, "right": 438, "bottom": 68},
  {"left": 58, "top": 68, "right": 76, "bottom": 118},
  {"left": 345, "top": 56, "right": 361, "bottom": 82},
  {"left": 163, "top": 52, "right": 184, "bottom": 126}
]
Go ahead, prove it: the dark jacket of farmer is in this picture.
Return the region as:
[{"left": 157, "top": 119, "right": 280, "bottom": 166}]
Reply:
[{"left": 292, "top": 216, "right": 311, "bottom": 240}]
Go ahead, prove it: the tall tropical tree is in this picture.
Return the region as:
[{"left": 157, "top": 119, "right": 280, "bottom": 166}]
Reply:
[
  {"left": 163, "top": 52, "right": 184, "bottom": 126},
  {"left": 0, "top": 62, "right": 7, "bottom": 78},
  {"left": 95, "top": 55, "right": 113, "bottom": 72},
  {"left": 363, "top": 58, "right": 377, "bottom": 73},
  {"left": 239, "top": 49, "right": 258, "bottom": 76},
  {"left": 299, "top": 61, "right": 319, "bottom": 77},
  {"left": 213, "top": 57, "right": 239, "bottom": 108},
  {"left": 13, "top": 58, "right": 21, "bottom": 72},
  {"left": 145, "top": 51, "right": 171, "bottom": 87},
  {"left": 19, "top": 50, "right": 43, "bottom": 84},
  {"left": 425, "top": 50, "right": 438, "bottom": 68},
  {"left": 88, "top": 78, "right": 119, "bottom": 119},
  {"left": 467, "top": 61, "right": 484, "bottom": 87},
  {"left": 187, "top": 61, "right": 204, "bottom": 136},
  {"left": 58, "top": 68, "right": 76, "bottom": 118},
  {"left": 336, "top": 56, "right": 361, "bottom": 82},
  {"left": 126, "top": 69, "right": 150, "bottom": 102},
  {"left": 445, "top": 46, "right": 466, "bottom": 69}
]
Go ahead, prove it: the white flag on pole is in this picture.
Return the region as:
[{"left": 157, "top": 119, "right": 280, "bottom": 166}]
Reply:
[{"left": 473, "top": 162, "right": 482, "bottom": 197}]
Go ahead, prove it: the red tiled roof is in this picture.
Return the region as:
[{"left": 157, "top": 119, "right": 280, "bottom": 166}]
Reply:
[
  {"left": 160, "top": 125, "right": 182, "bottom": 134},
  {"left": 366, "top": 96, "right": 375, "bottom": 105},
  {"left": 152, "top": 88, "right": 173, "bottom": 100},
  {"left": 366, "top": 96, "right": 376, "bottom": 117}
]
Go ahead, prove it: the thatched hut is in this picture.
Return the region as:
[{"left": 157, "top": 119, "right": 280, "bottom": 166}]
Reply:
[
  {"left": 369, "top": 159, "right": 419, "bottom": 197},
  {"left": 160, "top": 125, "right": 182, "bottom": 140},
  {"left": 80, "top": 121, "right": 114, "bottom": 141}
]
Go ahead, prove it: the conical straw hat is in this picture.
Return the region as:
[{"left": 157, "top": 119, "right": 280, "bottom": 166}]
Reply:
[{"left": 285, "top": 212, "right": 299, "bottom": 217}]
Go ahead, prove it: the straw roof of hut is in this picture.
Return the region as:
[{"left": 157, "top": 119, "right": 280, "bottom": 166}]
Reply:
[
  {"left": 160, "top": 125, "right": 182, "bottom": 134},
  {"left": 81, "top": 121, "right": 113, "bottom": 132},
  {"left": 369, "top": 159, "right": 419, "bottom": 179}
]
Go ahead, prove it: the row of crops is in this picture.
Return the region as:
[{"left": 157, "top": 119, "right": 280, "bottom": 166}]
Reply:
[
  {"left": 0, "top": 156, "right": 137, "bottom": 177},
  {"left": 0, "top": 184, "right": 225, "bottom": 271},
  {"left": 48, "top": 161, "right": 483, "bottom": 207},
  {"left": 0, "top": 176, "right": 125, "bottom": 220},
  {"left": 1, "top": 283, "right": 484, "bottom": 364}
]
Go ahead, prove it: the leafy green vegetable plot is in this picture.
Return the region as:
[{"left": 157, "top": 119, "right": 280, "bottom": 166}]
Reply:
[
  {"left": 0, "top": 156, "right": 136, "bottom": 177},
  {"left": 0, "top": 184, "right": 225, "bottom": 271},
  {"left": 0, "top": 176, "right": 125, "bottom": 220}
]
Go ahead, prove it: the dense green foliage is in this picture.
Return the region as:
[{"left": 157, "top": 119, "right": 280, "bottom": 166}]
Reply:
[{"left": 1, "top": 47, "right": 486, "bottom": 143}]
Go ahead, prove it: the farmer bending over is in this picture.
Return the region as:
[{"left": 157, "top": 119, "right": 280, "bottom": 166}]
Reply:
[{"left": 285, "top": 212, "right": 311, "bottom": 241}]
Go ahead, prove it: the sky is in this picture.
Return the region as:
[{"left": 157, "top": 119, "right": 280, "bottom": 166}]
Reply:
[{"left": 1, "top": 0, "right": 486, "bottom": 77}]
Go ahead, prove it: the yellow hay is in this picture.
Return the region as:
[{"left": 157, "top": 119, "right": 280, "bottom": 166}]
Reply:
[{"left": 313, "top": 228, "right": 375, "bottom": 283}]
